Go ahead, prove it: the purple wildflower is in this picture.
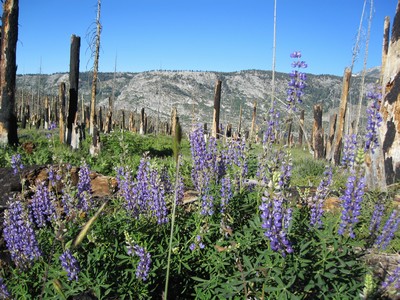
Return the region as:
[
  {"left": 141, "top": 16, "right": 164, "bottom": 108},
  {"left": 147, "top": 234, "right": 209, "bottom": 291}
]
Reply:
[
  {"left": 77, "top": 162, "right": 92, "bottom": 211},
  {"left": 374, "top": 209, "right": 400, "bottom": 250},
  {"left": 220, "top": 176, "right": 233, "bottom": 215},
  {"left": 126, "top": 239, "right": 151, "bottom": 281},
  {"left": 10, "top": 153, "right": 23, "bottom": 175},
  {"left": 29, "top": 182, "right": 57, "bottom": 227},
  {"left": 364, "top": 88, "right": 382, "bottom": 153},
  {"left": 259, "top": 190, "right": 293, "bottom": 256},
  {"left": 189, "top": 235, "right": 205, "bottom": 251},
  {"left": 3, "top": 199, "right": 42, "bottom": 270},
  {"left": 60, "top": 250, "right": 80, "bottom": 281},
  {"left": 263, "top": 106, "right": 280, "bottom": 146},
  {"left": 369, "top": 202, "right": 385, "bottom": 234},
  {"left": 0, "top": 278, "right": 10, "bottom": 299},
  {"left": 148, "top": 169, "right": 168, "bottom": 224},
  {"left": 338, "top": 174, "right": 366, "bottom": 238},
  {"left": 287, "top": 51, "right": 307, "bottom": 111},
  {"left": 382, "top": 265, "right": 400, "bottom": 290},
  {"left": 310, "top": 167, "right": 333, "bottom": 227},
  {"left": 341, "top": 134, "right": 358, "bottom": 169}
]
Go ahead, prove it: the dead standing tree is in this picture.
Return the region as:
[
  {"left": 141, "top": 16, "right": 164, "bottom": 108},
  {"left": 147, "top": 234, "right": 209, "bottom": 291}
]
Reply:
[
  {"left": 66, "top": 35, "right": 81, "bottom": 148},
  {"left": 89, "top": 0, "right": 102, "bottom": 136},
  {"left": 379, "top": 1, "right": 400, "bottom": 186},
  {"left": 212, "top": 79, "right": 222, "bottom": 139},
  {"left": 0, "top": 0, "right": 19, "bottom": 145}
]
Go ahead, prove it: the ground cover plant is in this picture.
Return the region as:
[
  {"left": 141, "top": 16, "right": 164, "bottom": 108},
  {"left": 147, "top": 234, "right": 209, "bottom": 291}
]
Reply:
[{"left": 1, "top": 52, "right": 400, "bottom": 299}]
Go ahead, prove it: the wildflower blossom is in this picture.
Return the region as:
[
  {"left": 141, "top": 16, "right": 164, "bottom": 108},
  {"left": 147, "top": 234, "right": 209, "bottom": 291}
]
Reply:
[
  {"left": 287, "top": 51, "right": 307, "bottom": 111},
  {"left": 3, "top": 199, "right": 42, "bottom": 270},
  {"left": 77, "top": 162, "right": 92, "bottom": 211},
  {"left": 368, "top": 202, "right": 385, "bottom": 234},
  {"left": 382, "top": 265, "right": 400, "bottom": 290},
  {"left": 60, "top": 250, "right": 80, "bottom": 281},
  {"left": 29, "top": 182, "right": 57, "bottom": 227},
  {"left": 10, "top": 153, "right": 23, "bottom": 175},
  {"left": 125, "top": 235, "right": 151, "bottom": 281},
  {"left": 338, "top": 174, "right": 366, "bottom": 238},
  {"left": 189, "top": 235, "right": 205, "bottom": 251},
  {"left": 220, "top": 176, "right": 232, "bottom": 215},
  {"left": 341, "top": 134, "right": 358, "bottom": 169},
  {"left": 263, "top": 106, "right": 280, "bottom": 146},
  {"left": 310, "top": 167, "right": 333, "bottom": 227},
  {"left": 0, "top": 278, "right": 10, "bottom": 299},
  {"left": 374, "top": 209, "right": 400, "bottom": 250},
  {"left": 364, "top": 88, "right": 382, "bottom": 153}
]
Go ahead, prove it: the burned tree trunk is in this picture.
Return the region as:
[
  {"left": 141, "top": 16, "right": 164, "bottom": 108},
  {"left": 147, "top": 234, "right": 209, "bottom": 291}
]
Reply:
[
  {"left": 313, "top": 104, "right": 324, "bottom": 159},
  {"left": 0, "top": 0, "right": 19, "bottom": 145},
  {"left": 66, "top": 35, "right": 80, "bottom": 146},
  {"left": 59, "top": 82, "right": 66, "bottom": 144},
  {"left": 379, "top": 2, "right": 400, "bottom": 186},
  {"left": 298, "top": 109, "right": 304, "bottom": 146},
  {"left": 170, "top": 107, "right": 177, "bottom": 136},
  {"left": 251, "top": 101, "right": 257, "bottom": 142},
  {"left": 325, "top": 113, "right": 337, "bottom": 160},
  {"left": 328, "top": 68, "right": 351, "bottom": 165},
  {"left": 380, "top": 16, "right": 391, "bottom": 84},
  {"left": 212, "top": 80, "right": 222, "bottom": 139}
]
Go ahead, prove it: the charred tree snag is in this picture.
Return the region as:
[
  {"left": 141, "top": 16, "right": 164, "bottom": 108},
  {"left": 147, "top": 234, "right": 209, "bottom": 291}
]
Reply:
[
  {"left": 328, "top": 68, "right": 351, "bottom": 165},
  {"left": 299, "top": 109, "right": 304, "bottom": 146},
  {"left": 0, "top": 0, "right": 19, "bottom": 145},
  {"left": 313, "top": 104, "right": 324, "bottom": 159},
  {"left": 380, "top": 16, "right": 391, "bottom": 84},
  {"left": 212, "top": 80, "right": 222, "bottom": 139},
  {"left": 379, "top": 1, "right": 400, "bottom": 186},
  {"left": 59, "top": 82, "right": 66, "bottom": 144},
  {"left": 66, "top": 35, "right": 80, "bottom": 146},
  {"left": 325, "top": 113, "right": 337, "bottom": 160}
]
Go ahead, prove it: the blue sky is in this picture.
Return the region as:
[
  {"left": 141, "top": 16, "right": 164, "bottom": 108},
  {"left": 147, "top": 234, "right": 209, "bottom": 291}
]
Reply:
[{"left": 14, "top": 0, "right": 398, "bottom": 76}]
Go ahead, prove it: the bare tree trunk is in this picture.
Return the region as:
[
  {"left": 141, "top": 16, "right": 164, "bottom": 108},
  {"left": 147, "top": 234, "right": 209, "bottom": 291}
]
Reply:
[
  {"left": 354, "top": 0, "right": 374, "bottom": 134},
  {"left": 313, "top": 104, "right": 324, "bottom": 159},
  {"left": 59, "top": 82, "right": 66, "bottom": 144},
  {"left": 380, "top": 16, "right": 391, "bottom": 84},
  {"left": 66, "top": 34, "right": 80, "bottom": 146},
  {"left": 325, "top": 113, "right": 337, "bottom": 160},
  {"left": 89, "top": 0, "right": 102, "bottom": 136},
  {"left": 170, "top": 107, "right": 177, "bottom": 136},
  {"left": 237, "top": 104, "right": 242, "bottom": 137},
  {"left": 250, "top": 101, "right": 257, "bottom": 142},
  {"left": 380, "top": 1, "right": 400, "bottom": 185},
  {"left": 298, "top": 109, "right": 304, "bottom": 146},
  {"left": 212, "top": 80, "right": 222, "bottom": 139},
  {"left": 328, "top": 68, "right": 351, "bottom": 165},
  {"left": 0, "top": 0, "right": 19, "bottom": 145}
]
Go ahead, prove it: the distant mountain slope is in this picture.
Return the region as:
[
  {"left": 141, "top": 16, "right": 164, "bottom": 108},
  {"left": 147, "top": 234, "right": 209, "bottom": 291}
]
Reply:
[{"left": 16, "top": 69, "right": 377, "bottom": 132}]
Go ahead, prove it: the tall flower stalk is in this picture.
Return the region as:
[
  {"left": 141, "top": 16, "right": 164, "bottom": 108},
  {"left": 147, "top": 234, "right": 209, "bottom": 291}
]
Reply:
[
  {"left": 364, "top": 87, "right": 382, "bottom": 154},
  {"left": 287, "top": 51, "right": 307, "bottom": 112}
]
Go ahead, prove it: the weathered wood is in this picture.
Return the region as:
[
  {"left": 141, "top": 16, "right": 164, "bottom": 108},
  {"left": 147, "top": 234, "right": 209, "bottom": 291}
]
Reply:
[
  {"left": 325, "top": 113, "right": 337, "bottom": 160},
  {"left": 66, "top": 35, "right": 80, "bottom": 146},
  {"left": 97, "top": 106, "right": 103, "bottom": 133},
  {"left": 212, "top": 80, "right": 222, "bottom": 139},
  {"left": 328, "top": 68, "right": 351, "bottom": 165},
  {"left": 298, "top": 109, "right": 304, "bottom": 146},
  {"left": 0, "top": 0, "right": 19, "bottom": 145},
  {"left": 313, "top": 104, "right": 324, "bottom": 159},
  {"left": 380, "top": 16, "right": 391, "bottom": 84},
  {"left": 250, "top": 101, "right": 257, "bottom": 142},
  {"left": 379, "top": 2, "right": 400, "bottom": 186},
  {"left": 237, "top": 104, "right": 242, "bottom": 137},
  {"left": 170, "top": 107, "right": 177, "bottom": 136},
  {"left": 44, "top": 96, "right": 49, "bottom": 129},
  {"left": 226, "top": 123, "right": 232, "bottom": 138},
  {"left": 59, "top": 82, "right": 66, "bottom": 144}
]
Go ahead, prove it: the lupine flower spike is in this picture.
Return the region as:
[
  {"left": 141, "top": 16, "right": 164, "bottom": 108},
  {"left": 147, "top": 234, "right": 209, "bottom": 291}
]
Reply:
[{"left": 287, "top": 51, "right": 307, "bottom": 112}]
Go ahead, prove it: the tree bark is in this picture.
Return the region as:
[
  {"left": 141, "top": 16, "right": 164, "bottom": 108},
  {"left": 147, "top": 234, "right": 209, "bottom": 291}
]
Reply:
[
  {"left": 59, "top": 82, "right": 66, "bottom": 144},
  {"left": 67, "top": 35, "right": 80, "bottom": 146},
  {"left": 0, "top": 0, "right": 19, "bottom": 145},
  {"left": 328, "top": 68, "right": 351, "bottom": 165},
  {"left": 89, "top": 0, "right": 102, "bottom": 136},
  {"left": 380, "top": 16, "right": 391, "bottom": 84},
  {"left": 313, "top": 104, "right": 324, "bottom": 159},
  {"left": 212, "top": 80, "right": 222, "bottom": 139}
]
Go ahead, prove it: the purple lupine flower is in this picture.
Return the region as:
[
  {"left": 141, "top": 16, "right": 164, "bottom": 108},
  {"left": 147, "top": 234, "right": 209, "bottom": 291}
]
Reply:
[
  {"left": 0, "top": 278, "right": 10, "bottom": 299},
  {"left": 48, "top": 165, "right": 60, "bottom": 187},
  {"left": 341, "top": 134, "right": 358, "bottom": 169},
  {"left": 287, "top": 51, "right": 307, "bottom": 111},
  {"left": 263, "top": 106, "right": 280, "bottom": 146},
  {"left": 175, "top": 169, "right": 185, "bottom": 205},
  {"left": 160, "top": 167, "right": 173, "bottom": 194},
  {"left": 364, "top": 88, "right": 382, "bottom": 154},
  {"left": 126, "top": 240, "right": 151, "bottom": 281},
  {"left": 338, "top": 174, "right": 366, "bottom": 238},
  {"left": 3, "top": 199, "right": 42, "bottom": 270},
  {"left": 259, "top": 190, "right": 293, "bottom": 256},
  {"left": 200, "top": 182, "right": 214, "bottom": 216},
  {"left": 77, "top": 162, "right": 92, "bottom": 211},
  {"left": 10, "top": 153, "right": 23, "bottom": 175},
  {"left": 189, "top": 235, "right": 205, "bottom": 251},
  {"left": 148, "top": 169, "right": 168, "bottom": 224},
  {"left": 60, "top": 249, "right": 80, "bottom": 281},
  {"left": 29, "top": 182, "right": 57, "bottom": 227},
  {"left": 369, "top": 202, "right": 385, "bottom": 234},
  {"left": 189, "top": 124, "right": 208, "bottom": 191},
  {"left": 225, "top": 137, "right": 248, "bottom": 190},
  {"left": 374, "top": 209, "right": 400, "bottom": 250},
  {"left": 220, "top": 176, "right": 232, "bottom": 215},
  {"left": 310, "top": 167, "right": 333, "bottom": 227},
  {"left": 382, "top": 265, "right": 400, "bottom": 290}
]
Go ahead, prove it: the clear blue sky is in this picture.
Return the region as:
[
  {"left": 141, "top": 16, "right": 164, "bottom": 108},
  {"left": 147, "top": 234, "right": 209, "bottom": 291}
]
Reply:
[{"left": 13, "top": 0, "right": 398, "bottom": 76}]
